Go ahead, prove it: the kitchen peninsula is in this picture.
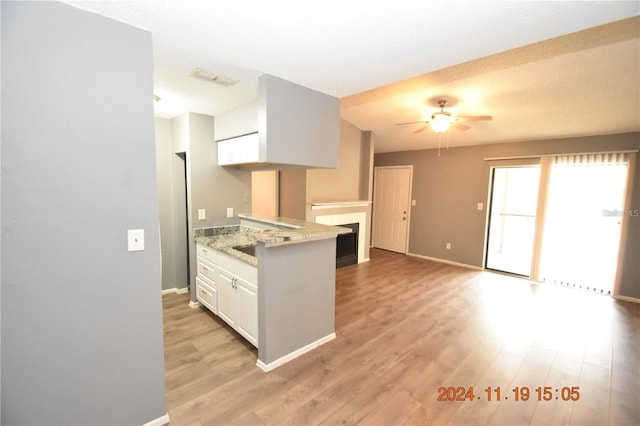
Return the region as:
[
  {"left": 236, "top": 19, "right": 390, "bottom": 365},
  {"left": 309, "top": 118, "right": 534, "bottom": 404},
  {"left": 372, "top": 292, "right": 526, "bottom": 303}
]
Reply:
[{"left": 194, "top": 214, "right": 350, "bottom": 371}]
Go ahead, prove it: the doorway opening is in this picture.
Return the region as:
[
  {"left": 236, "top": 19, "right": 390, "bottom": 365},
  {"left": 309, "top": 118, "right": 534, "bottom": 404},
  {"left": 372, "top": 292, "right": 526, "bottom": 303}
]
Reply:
[{"left": 175, "top": 152, "right": 190, "bottom": 290}]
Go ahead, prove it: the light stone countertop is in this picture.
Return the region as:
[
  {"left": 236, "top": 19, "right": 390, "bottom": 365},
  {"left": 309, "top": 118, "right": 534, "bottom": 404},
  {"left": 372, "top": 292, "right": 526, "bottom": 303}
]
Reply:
[
  {"left": 238, "top": 213, "right": 351, "bottom": 246},
  {"left": 194, "top": 225, "right": 259, "bottom": 266},
  {"left": 194, "top": 215, "right": 351, "bottom": 266}
]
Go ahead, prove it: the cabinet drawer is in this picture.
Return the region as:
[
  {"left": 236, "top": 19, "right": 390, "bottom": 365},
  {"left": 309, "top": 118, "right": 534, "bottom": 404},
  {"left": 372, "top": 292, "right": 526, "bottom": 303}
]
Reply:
[
  {"left": 196, "top": 244, "right": 217, "bottom": 264},
  {"left": 217, "top": 251, "right": 257, "bottom": 285},
  {"left": 197, "top": 258, "right": 217, "bottom": 283},
  {"left": 196, "top": 277, "right": 217, "bottom": 314}
]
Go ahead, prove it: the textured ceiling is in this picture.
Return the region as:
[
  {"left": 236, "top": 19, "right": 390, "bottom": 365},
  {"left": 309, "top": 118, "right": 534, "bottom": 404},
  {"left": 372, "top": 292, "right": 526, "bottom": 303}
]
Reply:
[
  {"left": 61, "top": 1, "right": 640, "bottom": 152},
  {"left": 343, "top": 16, "right": 640, "bottom": 152}
]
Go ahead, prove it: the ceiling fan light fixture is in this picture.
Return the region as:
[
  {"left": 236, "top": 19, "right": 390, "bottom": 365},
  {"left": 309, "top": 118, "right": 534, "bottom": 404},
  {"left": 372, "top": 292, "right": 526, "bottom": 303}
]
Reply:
[{"left": 430, "top": 112, "right": 451, "bottom": 133}]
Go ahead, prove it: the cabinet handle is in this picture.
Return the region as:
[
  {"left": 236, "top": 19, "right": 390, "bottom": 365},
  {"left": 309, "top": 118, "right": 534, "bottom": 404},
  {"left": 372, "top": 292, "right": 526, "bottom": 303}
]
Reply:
[
  {"left": 203, "top": 249, "right": 208, "bottom": 255},
  {"left": 203, "top": 266, "right": 208, "bottom": 272}
]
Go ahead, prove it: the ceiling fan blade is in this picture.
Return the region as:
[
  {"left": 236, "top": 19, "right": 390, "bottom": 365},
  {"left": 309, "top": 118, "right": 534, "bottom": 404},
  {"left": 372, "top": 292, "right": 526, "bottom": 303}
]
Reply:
[
  {"left": 396, "top": 120, "right": 429, "bottom": 126},
  {"left": 453, "top": 122, "right": 471, "bottom": 131},
  {"left": 456, "top": 115, "right": 492, "bottom": 122},
  {"left": 413, "top": 126, "right": 429, "bottom": 134}
]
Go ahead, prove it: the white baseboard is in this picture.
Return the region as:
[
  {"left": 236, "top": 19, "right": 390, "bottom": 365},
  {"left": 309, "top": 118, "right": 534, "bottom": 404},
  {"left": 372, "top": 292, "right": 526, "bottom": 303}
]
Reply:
[
  {"left": 142, "top": 413, "right": 169, "bottom": 426},
  {"left": 256, "top": 332, "right": 336, "bottom": 372},
  {"left": 613, "top": 294, "right": 640, "bottom": 304},
  {"left": 407, "top": 252, "right": 483, "bottom": 271},
  {"left": 161, "top": 287, "right": 189, "bottom": 295},
  {"left": 189, "top": 300, "right": 201, "bottom": 309}
]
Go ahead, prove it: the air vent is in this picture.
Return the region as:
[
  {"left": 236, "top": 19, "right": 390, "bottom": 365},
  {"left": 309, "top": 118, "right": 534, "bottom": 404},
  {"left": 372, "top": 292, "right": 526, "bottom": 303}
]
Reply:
[{"left": 188, "top": 67, "right": 237, "bottom": 87}]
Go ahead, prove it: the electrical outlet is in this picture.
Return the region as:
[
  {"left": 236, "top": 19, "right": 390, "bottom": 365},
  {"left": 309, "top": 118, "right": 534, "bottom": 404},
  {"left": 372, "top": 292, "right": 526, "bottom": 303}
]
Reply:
[
  {"left": 412, "top": 199, "right": 417, "bottom": 206},
  {"left": 446, "top": 242, "right": 451, "bottom": 250},
  {"left": 226, "top": 207, "right": 234, "bottom": 218},
  {"left": 477, "top": 202, "right": 483, "bottom": 211},
  {"left": 198, "top": 209, "right": 206, "bottom": 220},
  {"left": 128, "top": 229, "right": 145, "bottom": 252}
]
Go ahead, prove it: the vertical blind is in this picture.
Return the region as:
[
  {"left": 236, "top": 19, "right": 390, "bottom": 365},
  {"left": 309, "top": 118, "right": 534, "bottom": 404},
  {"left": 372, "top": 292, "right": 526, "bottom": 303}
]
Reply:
[{"left": 538, "top": 153, "right": 628, "bottom": 294}]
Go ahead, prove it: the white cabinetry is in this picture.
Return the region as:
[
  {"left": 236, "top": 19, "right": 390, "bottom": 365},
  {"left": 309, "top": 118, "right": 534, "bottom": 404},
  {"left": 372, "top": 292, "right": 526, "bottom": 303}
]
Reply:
[
  {"left": 217, "top": 133, "right": 260, "bottom": 166},
  {"left": 216, "top": 267, "right": 258, "bottom": 346},
  {"left": 195, "top": 244, "right": 258, "bottom": 347},
  {"left": 196, "top": 245, "right": 218, "bottom": 314}
]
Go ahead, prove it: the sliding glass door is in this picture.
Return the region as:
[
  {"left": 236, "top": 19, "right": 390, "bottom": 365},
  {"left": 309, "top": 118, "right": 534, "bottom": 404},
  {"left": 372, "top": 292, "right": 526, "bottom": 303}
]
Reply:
[
  {"left": 538, "top": 154, "right": 629, "bottom": 294},
  {"left": 486, "top": 166, "right": 540, "bottom": 276},
  {"left": 485, "top": 153, "right": 632, "bottom": 295}
]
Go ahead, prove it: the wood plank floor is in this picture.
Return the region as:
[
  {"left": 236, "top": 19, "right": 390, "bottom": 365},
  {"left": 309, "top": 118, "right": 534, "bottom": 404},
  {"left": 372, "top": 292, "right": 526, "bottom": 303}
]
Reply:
[{"left": 162, "top": 248, "right": 640, "bottom": 425}]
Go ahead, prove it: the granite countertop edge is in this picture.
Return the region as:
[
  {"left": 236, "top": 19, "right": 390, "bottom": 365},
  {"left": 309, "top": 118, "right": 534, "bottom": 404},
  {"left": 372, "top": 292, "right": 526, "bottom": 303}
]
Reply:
[{"left": 194, "top": 215, "right": 350, "bottom": 266}]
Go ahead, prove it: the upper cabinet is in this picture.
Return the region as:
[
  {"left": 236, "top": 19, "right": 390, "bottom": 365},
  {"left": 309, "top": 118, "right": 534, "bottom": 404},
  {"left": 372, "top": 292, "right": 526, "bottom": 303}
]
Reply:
[{"left": 215, "top": 74, "right": 339, "bottom": 169}]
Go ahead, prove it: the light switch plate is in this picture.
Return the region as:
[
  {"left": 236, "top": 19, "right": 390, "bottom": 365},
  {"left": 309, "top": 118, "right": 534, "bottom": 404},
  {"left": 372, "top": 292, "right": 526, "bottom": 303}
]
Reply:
[
  {"left": 226, "top": 207, "right": 234, "bottom": 218},
  {"left": 128, "top": 229, "right": 144, "bottom": 252},
  {"left": 412, "top": 200, "right": 417, "bottom": 206},
  {"left": 477, "top": 202, "right": 483, "bottom": 211},
  {"left": 198, "top": 209, "right": 206, "bottom": 220}
]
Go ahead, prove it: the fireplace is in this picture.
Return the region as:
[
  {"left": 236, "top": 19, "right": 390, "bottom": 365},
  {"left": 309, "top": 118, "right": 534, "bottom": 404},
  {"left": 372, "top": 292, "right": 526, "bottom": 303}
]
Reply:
[
  {"left": 336, "top": 223, "right": 358, "bottom": 268},
  {"left": 313, "top": 207, "right": 369, "bottom": 265}
]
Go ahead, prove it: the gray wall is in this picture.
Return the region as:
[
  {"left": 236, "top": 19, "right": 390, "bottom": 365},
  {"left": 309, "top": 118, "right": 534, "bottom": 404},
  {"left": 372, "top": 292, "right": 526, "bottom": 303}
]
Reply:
[
  {"left": 261, "top": 74, "right": 340, "bottom": 168},
  {"left": 257, "top": 238, "right": 336, "bottom": 365},
  {"left": 155, "top": 113, "right": 252, "bottom": 297},
  {"left": 375, "top": 132, "right": 640, "bottom": 298},
  {"left": 1, "top": 2, "right": 166, "bottom": 424}
]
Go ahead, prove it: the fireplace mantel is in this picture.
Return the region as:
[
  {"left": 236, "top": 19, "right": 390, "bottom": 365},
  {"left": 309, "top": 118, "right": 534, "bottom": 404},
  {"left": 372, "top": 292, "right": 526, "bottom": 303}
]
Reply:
[{"left": 310, "top": 201, "right": 371, "bottom": 210}]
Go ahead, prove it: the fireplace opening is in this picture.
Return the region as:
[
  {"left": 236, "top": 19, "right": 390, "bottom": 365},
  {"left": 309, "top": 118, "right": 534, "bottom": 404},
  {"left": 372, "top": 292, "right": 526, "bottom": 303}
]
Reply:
[{"left": 336, "top": 223, "right": 358, "bottom": 268}]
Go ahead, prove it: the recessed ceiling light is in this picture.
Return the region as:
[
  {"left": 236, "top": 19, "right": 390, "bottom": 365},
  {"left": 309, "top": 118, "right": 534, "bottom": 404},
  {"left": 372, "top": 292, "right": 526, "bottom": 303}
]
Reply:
[{"left": 188, "top": 67, "right": 237, "bottom": 87}]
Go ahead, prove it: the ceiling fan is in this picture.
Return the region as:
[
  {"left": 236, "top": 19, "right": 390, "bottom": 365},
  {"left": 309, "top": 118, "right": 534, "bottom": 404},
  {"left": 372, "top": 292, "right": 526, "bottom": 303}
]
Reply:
[{"left": 397, "top": 99, "right": 492, "bottom": 134}]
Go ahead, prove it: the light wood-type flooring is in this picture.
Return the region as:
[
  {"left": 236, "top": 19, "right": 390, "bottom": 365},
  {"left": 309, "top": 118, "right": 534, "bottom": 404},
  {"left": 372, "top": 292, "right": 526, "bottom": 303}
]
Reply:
[{"left": 162, "top": 248, "right": 640, "bottom": 425}]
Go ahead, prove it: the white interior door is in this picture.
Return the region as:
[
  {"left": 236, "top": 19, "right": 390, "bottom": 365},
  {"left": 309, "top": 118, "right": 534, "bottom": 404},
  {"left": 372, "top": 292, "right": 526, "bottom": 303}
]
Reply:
[{"left": 372, "top": 166, "right": 412, "bottom": 253}]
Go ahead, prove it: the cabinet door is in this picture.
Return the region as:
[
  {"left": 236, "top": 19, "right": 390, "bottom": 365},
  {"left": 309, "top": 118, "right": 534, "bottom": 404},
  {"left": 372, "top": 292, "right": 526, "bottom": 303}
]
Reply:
[
  {"left": 217, "top": 269, "right": 235, "bottom": 328},
  {"left": 217, "top": 133, "right": 259, "bottom": 166},
  {"left": 235, "top": 278, "right": 258, "bottom": 347}
]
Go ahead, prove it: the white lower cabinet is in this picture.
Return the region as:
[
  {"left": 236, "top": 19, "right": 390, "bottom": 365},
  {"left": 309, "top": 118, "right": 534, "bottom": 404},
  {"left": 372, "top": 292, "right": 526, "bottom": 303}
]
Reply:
[
  {"left": 195, "top": 244, "right": 258, "bottom": 347},
  {"left": 217, "top": 267, "right": 258, "bottom": 347}
]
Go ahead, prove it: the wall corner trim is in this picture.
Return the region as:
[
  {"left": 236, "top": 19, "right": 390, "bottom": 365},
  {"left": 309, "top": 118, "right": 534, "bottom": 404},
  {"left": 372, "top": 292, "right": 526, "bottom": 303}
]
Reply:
[
  {"left": 142, "top": 413, "right": 170, "bottom": 426},
  {"left": 256, "top": 333, "right": 336, "bottom": 372},
  {"left": 406, "top": 253, "right": 483, "bottom": 271}
]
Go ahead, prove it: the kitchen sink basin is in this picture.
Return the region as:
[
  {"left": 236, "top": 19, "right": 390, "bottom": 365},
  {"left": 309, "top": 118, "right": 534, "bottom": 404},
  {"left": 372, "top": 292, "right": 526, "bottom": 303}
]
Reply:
[{"left": 233, "top": 244, "right": 256, "bottom": 257}]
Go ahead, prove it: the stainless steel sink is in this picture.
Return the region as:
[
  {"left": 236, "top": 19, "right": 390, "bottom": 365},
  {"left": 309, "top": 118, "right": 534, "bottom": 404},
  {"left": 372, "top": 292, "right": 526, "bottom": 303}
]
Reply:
[{"left": 233, "top": 244, "right": 256, "bottom": 257}]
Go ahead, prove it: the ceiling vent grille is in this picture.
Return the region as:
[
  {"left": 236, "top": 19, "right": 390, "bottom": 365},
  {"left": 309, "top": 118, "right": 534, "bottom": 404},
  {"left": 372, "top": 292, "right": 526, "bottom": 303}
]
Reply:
[{"left": 188, "top": 67, "right": 237, "bottom": 87}]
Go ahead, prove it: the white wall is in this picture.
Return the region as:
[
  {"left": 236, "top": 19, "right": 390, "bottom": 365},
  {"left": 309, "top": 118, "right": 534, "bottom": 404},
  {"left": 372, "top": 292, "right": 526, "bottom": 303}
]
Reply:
[{"left": 1, "top": 2, "right": 166, "bottom": 423}]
